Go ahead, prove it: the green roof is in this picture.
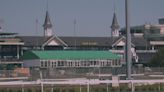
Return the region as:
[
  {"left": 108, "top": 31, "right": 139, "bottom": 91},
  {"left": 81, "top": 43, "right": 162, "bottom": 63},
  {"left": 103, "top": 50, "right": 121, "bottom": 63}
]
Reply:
[{"left": 22, "top": 50, "right": 120, "bottom": 60}]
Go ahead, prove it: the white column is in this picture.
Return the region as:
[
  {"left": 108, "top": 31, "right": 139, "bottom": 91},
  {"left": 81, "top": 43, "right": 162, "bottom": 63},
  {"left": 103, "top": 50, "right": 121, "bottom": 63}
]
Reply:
[
  {"left": 106, "top": 83, "right": 108, "bottom": 92},
  {"left": 131, "top": 82, "right": 134, "bottom": 92},
  {"left": 87, "top": 80, "right": 90, "bottom": 92},
  {"left": 80, "top": 84, "right": 82, "bottom": 92},
  {"left": 152, "top": 45, "right": 154, "bottom": 50},
  {"left": 21, "top": 46, "right": 23, "bottom": 56},
  {"left": 21, "top": 84, "right": 24, "bottom": 92},
  {"left": 51, "top": 84, "right": 53, "bottom": 92},
  {"left": 40, "top": 70, "right": 44, "bottom": 92}
]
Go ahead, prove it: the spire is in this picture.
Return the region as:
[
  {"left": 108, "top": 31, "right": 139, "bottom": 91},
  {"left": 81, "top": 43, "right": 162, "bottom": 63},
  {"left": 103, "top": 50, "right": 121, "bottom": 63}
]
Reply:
[
  {"left": 43, "top": 11, "right": 52, "bottom": 29},
  {"left": 111, "top": 12, "right": 120, "bottom": 30},
  {"left": 43, "top": 11, "right": 53, "bottom": 37}
]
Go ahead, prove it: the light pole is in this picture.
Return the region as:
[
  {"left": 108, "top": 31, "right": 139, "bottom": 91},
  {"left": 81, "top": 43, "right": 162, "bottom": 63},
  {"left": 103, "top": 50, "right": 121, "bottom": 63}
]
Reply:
[{"left": 125, "top": 0, "right": 132, "bottom": 80}]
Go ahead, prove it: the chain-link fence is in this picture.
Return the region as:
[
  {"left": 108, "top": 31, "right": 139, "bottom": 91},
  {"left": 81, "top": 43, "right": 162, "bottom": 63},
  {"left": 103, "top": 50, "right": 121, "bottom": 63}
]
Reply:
[
  {"left": 28, "top": 66, "right": 164, "bottom": 80},
  {"left": 0, "top": 67, "right": 164, "bottom": 80}
]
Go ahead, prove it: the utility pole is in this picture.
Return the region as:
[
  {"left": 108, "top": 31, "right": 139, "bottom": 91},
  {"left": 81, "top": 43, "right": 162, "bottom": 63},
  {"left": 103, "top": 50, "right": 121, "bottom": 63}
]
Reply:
[{"left": 125, "top": 0, "right": 132, "bottom": 80}]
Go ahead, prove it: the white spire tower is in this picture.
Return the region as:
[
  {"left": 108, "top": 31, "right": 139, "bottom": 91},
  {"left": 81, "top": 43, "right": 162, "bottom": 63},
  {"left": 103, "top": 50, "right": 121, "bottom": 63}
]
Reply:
[
  {"left": 43, "top": 0, "right": 53, "bottom": 37},
  {"left": 111, "top": 2, "right": 120, "bottom": 37}
]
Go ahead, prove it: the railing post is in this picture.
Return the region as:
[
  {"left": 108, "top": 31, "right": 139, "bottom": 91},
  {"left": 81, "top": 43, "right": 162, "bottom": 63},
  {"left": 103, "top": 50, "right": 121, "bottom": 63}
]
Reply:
[
  {"left": 131, "top": 81, "right": 135, "bottom": 92},
  {"left": 87, "top": 80, "right": 90, "bottom": 92},
  {"left": 80, "top": 84, "right": 82, "bottom": 92}
]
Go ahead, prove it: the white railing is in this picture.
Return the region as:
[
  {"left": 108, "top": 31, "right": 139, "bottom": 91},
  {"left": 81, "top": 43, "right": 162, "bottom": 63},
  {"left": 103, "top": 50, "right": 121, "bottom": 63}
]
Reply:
[{"left": 0, "top": 79, "right": 164, "bottom": 86}]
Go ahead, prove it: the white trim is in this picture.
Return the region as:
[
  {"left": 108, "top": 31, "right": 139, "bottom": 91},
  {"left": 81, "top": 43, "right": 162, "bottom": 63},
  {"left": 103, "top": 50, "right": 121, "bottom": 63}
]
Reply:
[
  {"left": 36, "top": 59, "right": 121, "bottom": 68},
  {"left": 112, "top": 36, "right": 135, "bottom": 47},
  {"left": 150, "top": 41, "right": 164, "bottom": 45},
  {"left": 112, "top": 36, "right": 125, "bottom": 47},
  {"left": 0, "top": 42, "right": 24, "bottom": 45},
  {"left": 42, "top": 35, "right": 68, "bottom": 47}
]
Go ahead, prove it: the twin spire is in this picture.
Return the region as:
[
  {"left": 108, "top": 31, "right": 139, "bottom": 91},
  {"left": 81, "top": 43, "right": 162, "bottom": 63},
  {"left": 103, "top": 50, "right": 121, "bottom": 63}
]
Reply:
[
  {"left": 111, "top": 12, "right": 120, "bottom": 37},
  {"left": 111, "top": 12, "right": 120, "bottom": 30},
  {"left": 42, "top": 7, "right": 120, "bottom": 37},
  {"left": 43, "top": 11, "right": 53, "bottom": 37},
  {"left": 43, "top": 11, "right": 52, "bottom": 29}
]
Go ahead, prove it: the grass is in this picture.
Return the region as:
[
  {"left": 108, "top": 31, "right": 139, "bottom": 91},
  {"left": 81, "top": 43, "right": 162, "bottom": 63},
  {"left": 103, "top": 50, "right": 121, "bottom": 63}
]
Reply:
[{"left": 0, "top": 84, "right": 164, "bottom": 92}]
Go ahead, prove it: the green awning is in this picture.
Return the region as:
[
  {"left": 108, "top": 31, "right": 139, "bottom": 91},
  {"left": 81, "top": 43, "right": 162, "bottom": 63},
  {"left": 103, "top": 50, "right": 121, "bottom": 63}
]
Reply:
[{"left": 22, "top": 50, "right": 120, "bottom": 60}]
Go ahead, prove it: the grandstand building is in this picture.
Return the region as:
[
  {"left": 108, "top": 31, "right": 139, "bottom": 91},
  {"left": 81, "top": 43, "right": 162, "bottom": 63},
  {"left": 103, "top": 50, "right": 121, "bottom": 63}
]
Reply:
[
  {"left": 1, "top": 10, "right": 164, "bottom": 71},
  {"left": 22, "top": 50, "right": 122, "bottom": 68}
]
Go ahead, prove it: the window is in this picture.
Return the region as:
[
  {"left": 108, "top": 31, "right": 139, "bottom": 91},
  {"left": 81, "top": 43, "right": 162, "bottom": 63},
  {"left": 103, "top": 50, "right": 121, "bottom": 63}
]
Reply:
[
  {"left": 41, "top": 61, "right": 44, "bottom": 67},
  {"left": 45, "top": 61, "right": 47, "bottom": 67}
]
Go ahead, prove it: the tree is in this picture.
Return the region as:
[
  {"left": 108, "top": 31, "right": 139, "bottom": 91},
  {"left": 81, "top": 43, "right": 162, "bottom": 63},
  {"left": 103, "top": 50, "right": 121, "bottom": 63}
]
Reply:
[{"left": 149, "top": 48, "right": 164, "bottom": 67}]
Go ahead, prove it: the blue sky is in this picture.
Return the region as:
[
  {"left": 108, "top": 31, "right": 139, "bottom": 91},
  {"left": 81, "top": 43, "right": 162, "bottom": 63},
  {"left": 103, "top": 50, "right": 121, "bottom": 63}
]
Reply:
[{"left": 0, "top": 0, "right": 164, "bottom": 37}]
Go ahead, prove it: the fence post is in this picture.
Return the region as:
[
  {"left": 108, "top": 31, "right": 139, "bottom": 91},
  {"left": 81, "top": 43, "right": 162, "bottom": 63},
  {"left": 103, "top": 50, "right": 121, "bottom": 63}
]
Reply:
[{"left": 131, "top": 81, "right": 135, "bottom": 92}]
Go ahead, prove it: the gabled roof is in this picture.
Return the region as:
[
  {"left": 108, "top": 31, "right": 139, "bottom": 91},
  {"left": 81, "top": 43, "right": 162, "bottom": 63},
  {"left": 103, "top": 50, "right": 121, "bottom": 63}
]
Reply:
[
  {"left": 22, "top": 50, "right": 121, "bottom": 60},
  {"left": 19, "top": 36, "right": 68, "bottom": 47},
  {"left": 19, "top": 36, "right": 149, "bottom": 47},
  {"left": 112, "top": 36, "right": 135, "bottom": 47},
  {"left": 112, "top": 36, "right": 149, "bottom": 47},
  {"left": 43, "top": 35, "right": 68, "bottom": 47}
]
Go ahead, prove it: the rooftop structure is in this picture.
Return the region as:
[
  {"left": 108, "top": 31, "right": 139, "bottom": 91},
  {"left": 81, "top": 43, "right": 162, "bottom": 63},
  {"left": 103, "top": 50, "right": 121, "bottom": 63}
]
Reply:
[
  {"left": 111, "top": 12, "right": 120, "bottom": 37},
  {"left": 0, "top": 32, "right": 24, "bottom": 60},
  {"left": 43, "top": 11, "right": 53, "bottom": 37}
]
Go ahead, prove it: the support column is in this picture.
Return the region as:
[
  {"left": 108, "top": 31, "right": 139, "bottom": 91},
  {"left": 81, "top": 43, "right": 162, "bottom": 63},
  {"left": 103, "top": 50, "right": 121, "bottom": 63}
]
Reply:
[
  {"left": 17, "top": 45, "right": 20, "bottom": 59},
  {"left": 0, "top": 46, "right": 2, "bottom": 59},
  {"left": 21, "top": 46, "right": 23, "bottom": 56},
  {"left": 125, "top": 0, "right": 132, "bottom": 80}
]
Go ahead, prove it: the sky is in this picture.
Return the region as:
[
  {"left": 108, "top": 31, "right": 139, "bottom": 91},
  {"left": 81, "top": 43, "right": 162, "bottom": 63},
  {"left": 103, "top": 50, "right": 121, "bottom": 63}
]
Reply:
[{"left": 0, "top": 0, "right": 164, "bottom": 37}]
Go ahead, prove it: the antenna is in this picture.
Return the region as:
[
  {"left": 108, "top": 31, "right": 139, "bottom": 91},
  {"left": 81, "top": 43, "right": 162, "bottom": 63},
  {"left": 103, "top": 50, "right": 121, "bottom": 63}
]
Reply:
[
  {"left": 73, "top": 19, "right": 77, "bottom": 50},
  {"left": 46, "top": 0, "right": 49, "bottom": 11},
  {"left": 113, "top": 0, "right": 117, "bottom": 13}
]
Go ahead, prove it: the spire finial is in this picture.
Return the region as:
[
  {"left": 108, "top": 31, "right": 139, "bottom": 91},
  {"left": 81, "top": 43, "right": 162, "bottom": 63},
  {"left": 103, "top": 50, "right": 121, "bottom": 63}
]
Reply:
[
  {"left": 114, "top": 0, "right": 116, "bottom": 13},
  {"left": 43, "top": 1, "right": 53, "bottom": 37},
  {"left": 46, "top": 0, "right": 49, "bottom": 11},
  {"left": 111, "top": 1, "right": 120, "bottom": 37}
]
